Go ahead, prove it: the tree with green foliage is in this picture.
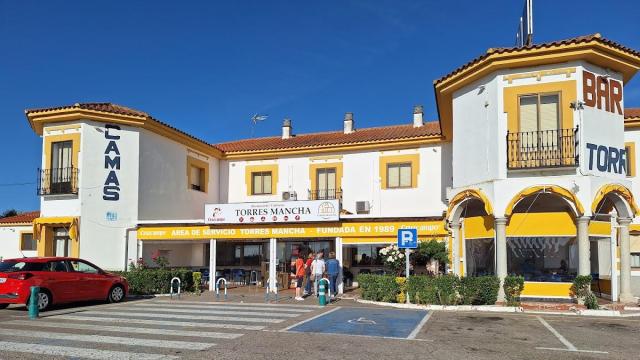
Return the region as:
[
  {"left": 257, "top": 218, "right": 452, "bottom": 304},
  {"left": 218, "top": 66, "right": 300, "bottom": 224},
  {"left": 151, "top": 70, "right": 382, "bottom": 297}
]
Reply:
[
  {"left": 415, "top": 239, "right": 449, "bottom": 275},
  {"left": 0, "top": 209, "right": 18, "bottom": 218}
]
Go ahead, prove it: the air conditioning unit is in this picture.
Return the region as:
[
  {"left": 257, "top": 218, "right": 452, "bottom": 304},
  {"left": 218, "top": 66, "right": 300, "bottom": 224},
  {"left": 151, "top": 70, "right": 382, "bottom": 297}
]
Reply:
[
  {"left": 356, "top": 201, "right": 370, "bottom": 214},
  {"left": 282, "top": 191, "right": 297, "bottom": 201}
]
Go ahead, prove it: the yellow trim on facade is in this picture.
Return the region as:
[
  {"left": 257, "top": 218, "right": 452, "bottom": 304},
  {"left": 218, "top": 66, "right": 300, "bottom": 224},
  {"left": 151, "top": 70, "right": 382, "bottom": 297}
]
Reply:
[
  {"left": 591, "top": 183, "right": 639, "bottom": 216},
  {"left": 33, "top": 217, "right": 80, "bottom": 257},
  {"left": 447, "top": 189, "right": 494, "bottom": 217},
  {"left": 44, "top": 124, "right": 82, "bottom": 133},
  {"left": 309, "top": 162, "right": 343, "bottom": 194},
  {"left": 589, "top": 221, "right": 611, "bottom": 236},
  {"left": 18, "top": 231, "right": 35, "bottom": 251},
  {"left": 244, "top": 164, "right": 279, "bottom": 196},
  {"left": 309, "top": 155, "right": 343, "bottom": 161},
  {"left": 625, "top": 141, "right": 636, "bottom": 177},
  {"left": 43, "top": 133, "right": 81, "bottom": 171},
  {"left": 186, "top": 156, "right": 210, "bottom": 193},
  {"left": 521, "top": 282, "right": 572, "bottom": 298},
  {"left": 504, "top": 185, "right": 585, "bottom": 217},
  {"left": 507, "top": 212, "right": 576, "bottom": 236},
  {"left": 137, "top": 220, "right": 447, "bottom": 241},
  {"left": 342, "top": 236, "right": 446, "bottom": 245},
  {"left": 463, "top": 215, "right": 495, "bottom": 239},
  {"left": 503, "top": 80, "right": 576, "bottom": 134},
  {"left": 379, "top": 154, "right": 420, "bottom": 189},
  {"left": 503, "top": 67, "right": 576, "bottom": 84}
]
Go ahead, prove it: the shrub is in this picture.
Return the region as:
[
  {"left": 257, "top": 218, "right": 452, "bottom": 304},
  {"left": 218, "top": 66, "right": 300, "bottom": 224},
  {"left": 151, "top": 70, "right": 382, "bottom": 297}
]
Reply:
[
  {"left": 459, "top": 276, "right": 499, "bottom": 305},
  {"left": 193, "top": 272, "right": 203, "bottom": 295},
  {"left": 571, "top": 275, "right": 599, "bottom": 310},
  {"left": 114, "top": 268, "right": 195, "bottom": 295},
  {"left": 433, "top": 274, "right": 460, "bottom": 305},
  {"left": 395, "top": 277, "right": 407, "bottom": 303},
  {"left": 407, "top": 275, "right": 437, "bottom": 304},
  {"left": 503, "top": 275, "right": 525, "bottom": 307},
  {"left": 378, "top": 245, "right": 406, "bottom": 276},
  {"left": 357, "top": 274, "right": 401, "bottom": 302}
]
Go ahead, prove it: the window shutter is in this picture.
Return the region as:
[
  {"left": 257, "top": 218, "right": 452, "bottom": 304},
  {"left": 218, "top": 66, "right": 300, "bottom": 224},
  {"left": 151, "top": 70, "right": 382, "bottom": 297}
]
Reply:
[
  {"left": 263, "top": 172, "right": 272, "bottom": 194},
  {"left": 539, "top": 94, "right": 560, "bottom": 147},
  {"left": 327, "top": 169, "right": 336, "bottom": 191},
  {"left": 252, "top": 173, "right": 262, "bottom": 194},
  {"left": 387, "top": 165, "right": 400, "bottom": 188},
  {"left": 519, "top": 95, "right": 538, "bottom": 133},
  {"left": 399, "top": 164, "right": 412, "bottom": 187},
  {"left": 317, "top": 169, "right": 327, "bottom": 191}
]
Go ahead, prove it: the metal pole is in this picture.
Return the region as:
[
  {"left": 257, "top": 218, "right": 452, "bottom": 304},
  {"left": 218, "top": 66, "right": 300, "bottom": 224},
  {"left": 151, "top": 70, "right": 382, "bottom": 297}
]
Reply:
[
  {"left": 336, "top": 236, "right": 343, "bottom": 295},
  {"left": 209, "top": 239, "right": 216, "bottom": 292},
  {"left": 405, "top": 249, "right": 410, "bottom": 304},
  {"left": 269, "top": 238, "right": 277, "bottom": 293}
]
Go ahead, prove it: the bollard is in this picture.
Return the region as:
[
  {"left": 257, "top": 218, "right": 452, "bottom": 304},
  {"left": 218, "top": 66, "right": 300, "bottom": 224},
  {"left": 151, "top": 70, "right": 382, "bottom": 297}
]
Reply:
[
  {"left": 28, "top": 286, "right": 40, "bottom": 320},
  {"left": 318, "top": 279, "right": 327, "bottom": 306}
]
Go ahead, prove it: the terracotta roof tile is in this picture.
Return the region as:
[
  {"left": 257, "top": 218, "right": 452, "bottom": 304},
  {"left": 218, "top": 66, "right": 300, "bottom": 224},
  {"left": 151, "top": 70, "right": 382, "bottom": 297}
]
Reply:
[
  {"left": 215, "top": 122, "right": 442, "bottom": 153},
  {"left": 435, "top": 33, "right": 640, "bottom": 85},
  {"left": 0, "top": 211, "right": 40, "bottom": 225},
  {"left": 625, "top": 108, "right": 640, "bottom": 119},
  {"left": 25, "top": 103, "right": 212, "bottom": 150}
]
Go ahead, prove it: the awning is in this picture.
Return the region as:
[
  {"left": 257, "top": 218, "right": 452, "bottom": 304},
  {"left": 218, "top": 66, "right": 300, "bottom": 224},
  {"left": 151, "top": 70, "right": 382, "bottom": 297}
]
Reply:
[{"left": 33, "top": 216, "right": 79, "bottom": 242}]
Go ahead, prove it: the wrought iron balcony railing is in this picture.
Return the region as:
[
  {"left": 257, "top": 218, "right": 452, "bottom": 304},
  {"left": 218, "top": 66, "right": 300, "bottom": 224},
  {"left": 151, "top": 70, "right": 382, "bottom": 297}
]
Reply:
[
  {"left": 507, "top": 128, "right": 578, "bottom": 170},
  {"left": 308, "top": 188, "right": 342, "bottom": 200},
  {"left": 37, "top": 167, "right": 79, "bottom": 196}
]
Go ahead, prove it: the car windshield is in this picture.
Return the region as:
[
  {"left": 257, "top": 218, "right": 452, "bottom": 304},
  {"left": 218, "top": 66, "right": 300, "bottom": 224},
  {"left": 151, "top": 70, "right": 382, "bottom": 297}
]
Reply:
[{"left": 0, "top": 261, "right": 45, "bottom": 272}]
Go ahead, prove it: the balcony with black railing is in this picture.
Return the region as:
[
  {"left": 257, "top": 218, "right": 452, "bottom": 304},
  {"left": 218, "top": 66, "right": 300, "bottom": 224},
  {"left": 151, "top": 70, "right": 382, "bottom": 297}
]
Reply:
[
  {"left": 37, "top": 167, "right": 79, "bottom": 196},
  {"left": 308, "top": 188, "right": 342, "bottom": 200},
  {"left": 507, "top": 128, "right": 578, "bottom": 170}
]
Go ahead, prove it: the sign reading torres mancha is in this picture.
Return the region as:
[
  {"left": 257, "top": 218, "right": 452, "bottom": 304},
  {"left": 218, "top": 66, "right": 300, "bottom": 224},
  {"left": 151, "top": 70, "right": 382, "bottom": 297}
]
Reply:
[{"left": 205, "top": 199, "right": 339, "bottom": 224}]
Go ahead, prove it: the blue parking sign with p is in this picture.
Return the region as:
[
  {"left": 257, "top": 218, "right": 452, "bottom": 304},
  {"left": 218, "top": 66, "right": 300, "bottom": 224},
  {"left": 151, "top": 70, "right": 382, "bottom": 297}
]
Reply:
[{"left": 397, "top": 228, "right": 418, "bottom": 249}]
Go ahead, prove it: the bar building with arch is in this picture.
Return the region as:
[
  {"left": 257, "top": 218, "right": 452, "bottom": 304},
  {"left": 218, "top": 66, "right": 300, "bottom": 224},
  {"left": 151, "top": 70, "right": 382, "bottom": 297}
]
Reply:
[{"left": 5, "top": 33, "right": 640, "bottom": 302}]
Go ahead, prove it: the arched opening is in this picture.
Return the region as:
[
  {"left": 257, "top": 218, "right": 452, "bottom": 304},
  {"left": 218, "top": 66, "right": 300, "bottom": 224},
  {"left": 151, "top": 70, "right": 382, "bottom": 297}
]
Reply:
[
  {"left": 448, "top": 190, "right": 494, "bottom": 277},
  {"left": 504, "top": 186, "right": 584, "bottom": 299},
  {"left": 590, "top": 184, "right": 637, "bottom": 301}
]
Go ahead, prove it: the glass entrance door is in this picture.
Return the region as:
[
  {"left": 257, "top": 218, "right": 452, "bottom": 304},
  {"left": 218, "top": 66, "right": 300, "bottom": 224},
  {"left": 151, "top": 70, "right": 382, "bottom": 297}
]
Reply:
[{"left": 54, "top": 227, "right": 71, "bottom": 257}]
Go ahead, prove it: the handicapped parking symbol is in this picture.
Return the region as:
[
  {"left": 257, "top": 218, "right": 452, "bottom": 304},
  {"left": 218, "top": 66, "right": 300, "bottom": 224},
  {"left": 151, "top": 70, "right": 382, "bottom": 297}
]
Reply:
[{"left": 348, "top": 317, "right": 377, "bottom": 325}]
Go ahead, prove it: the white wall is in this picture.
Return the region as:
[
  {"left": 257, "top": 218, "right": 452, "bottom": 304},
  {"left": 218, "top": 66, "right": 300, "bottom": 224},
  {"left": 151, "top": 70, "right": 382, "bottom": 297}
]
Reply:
[
  {"left": 225, "top": 144, "right": 448, "bottom": 218},
  {"left": 0, "top": 225, "right": 37, "bottom": 260},
  {"left": 137, "top": 129, "right": 219, "bottom": 221},
  {"left": 142, "top": 242, "right": 207, "bottom": 268}
]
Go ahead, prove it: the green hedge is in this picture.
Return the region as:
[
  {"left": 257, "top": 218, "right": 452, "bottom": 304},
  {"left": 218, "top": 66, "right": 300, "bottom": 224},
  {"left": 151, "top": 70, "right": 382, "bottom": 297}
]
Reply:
[
  {"left": 112, "top": 268, "right": 195, "bottom": 295},
  {"left": 356, "top": 274, "right": 401, "bottom": 303},
  {"left": 360, "top": 274, "right": 499, "bottom": 305}
]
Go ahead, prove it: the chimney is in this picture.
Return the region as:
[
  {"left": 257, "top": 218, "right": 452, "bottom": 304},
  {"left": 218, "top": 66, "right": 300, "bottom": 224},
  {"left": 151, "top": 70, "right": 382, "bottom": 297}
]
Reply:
[
  {"left": 343, "top": 112, "right": 354, "bottom": 134},
  {"left": 413, "top": 105, "right": 424, "bottom": 127},
  {"left": 282, "top": 118, "right": 292, "bottom": 139}
]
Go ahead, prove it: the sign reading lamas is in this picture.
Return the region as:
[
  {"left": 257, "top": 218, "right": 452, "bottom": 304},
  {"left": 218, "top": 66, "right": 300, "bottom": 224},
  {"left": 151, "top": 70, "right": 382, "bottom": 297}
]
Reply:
[{"left": 205, "top": 199, "right": 339, "bottom": 224}]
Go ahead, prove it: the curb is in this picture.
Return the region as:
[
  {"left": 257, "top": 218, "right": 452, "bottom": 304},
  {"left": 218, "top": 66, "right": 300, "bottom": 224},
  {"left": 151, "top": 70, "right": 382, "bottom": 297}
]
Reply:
[{"left": 355, "top": 299, "right": 635, "bottom": 317}]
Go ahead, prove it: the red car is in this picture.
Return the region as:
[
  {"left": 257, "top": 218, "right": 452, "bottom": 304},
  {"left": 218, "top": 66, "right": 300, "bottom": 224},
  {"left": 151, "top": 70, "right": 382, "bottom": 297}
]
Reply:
[{"left": 0, "top": 257, "right": 128, "bottom": 311}]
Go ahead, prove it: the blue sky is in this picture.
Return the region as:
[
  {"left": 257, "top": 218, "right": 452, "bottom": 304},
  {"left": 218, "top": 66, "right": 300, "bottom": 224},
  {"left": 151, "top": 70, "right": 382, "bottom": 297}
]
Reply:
[{"left": 1, "top": 0, "right": 639, "bottom": 211}]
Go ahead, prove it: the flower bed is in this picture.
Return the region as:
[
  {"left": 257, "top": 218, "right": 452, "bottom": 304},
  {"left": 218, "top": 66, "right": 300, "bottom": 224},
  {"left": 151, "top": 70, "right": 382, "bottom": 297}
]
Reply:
[{"left": 112, "top": 268, "right": 195, "bottom": 295}]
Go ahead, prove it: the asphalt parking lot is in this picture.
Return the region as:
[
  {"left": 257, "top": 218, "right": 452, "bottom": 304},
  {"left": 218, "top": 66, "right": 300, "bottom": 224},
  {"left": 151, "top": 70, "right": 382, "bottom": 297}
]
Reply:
[{"left": 0, "top": 298, "right": 638, "bottom": 359}]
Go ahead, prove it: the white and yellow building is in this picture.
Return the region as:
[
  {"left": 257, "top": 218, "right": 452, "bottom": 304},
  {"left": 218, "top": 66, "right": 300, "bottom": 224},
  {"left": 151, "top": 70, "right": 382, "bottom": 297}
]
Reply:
[{"left": 4, "top": 33, "right": 640, "bottom": 302}]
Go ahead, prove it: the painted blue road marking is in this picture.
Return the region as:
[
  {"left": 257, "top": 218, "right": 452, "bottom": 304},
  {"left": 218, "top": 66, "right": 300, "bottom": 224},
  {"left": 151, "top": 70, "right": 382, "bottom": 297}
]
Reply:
[{"left": 288, "top": 307, "right": 428, "bottom": 339}]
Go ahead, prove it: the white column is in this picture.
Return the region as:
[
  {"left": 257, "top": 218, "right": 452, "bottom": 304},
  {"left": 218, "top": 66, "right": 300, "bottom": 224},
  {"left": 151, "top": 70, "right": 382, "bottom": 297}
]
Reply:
[
  {"left": 450, "top": 221, "right": 461, "bottom": 275},
  {"left": 618, "top": 218, "right": 634, "bottom": 303},
  {"left": 269, "top": 238, "right": 277, "bottom": 293},
  {"left": 209, "top": 239, "right": 216, "bottom": 291},
  {"left": 577, "top": 216, "right": 591, "bottom": 276},
  {"left": 495, "top": 217, "right": 508, "bottom": 302},
  {"left": 336, "top": 237, "right": 344, "bottom": 294}
]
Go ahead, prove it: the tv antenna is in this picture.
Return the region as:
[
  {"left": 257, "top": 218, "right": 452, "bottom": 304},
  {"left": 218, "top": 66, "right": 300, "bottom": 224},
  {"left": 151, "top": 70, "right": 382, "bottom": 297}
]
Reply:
[
  {"left": 250, "top": 113, "right": 268, "bottom": 137},
  {"left": 515, "top": 0, "right": 533, "bottom": 47}
]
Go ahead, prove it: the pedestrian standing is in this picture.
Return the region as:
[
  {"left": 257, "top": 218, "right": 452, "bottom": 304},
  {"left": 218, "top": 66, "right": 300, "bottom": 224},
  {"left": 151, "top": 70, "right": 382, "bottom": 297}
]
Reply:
[
  {"left": 311, "top": 251, "right": 325, "bottom": 297},
  {"left": 303, "top": 252, "right": 314, "bottom": 296},
  {"left": 325, "top": 251, "right": 339, "bottom": 298},
  {"left": 294, "top": 254, "right": 305, "bottom": 301}
]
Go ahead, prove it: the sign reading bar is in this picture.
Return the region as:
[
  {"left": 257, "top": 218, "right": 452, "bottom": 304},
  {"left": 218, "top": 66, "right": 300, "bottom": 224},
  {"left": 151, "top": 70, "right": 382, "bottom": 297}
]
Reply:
[{"left": 205, "top": 200, "right": 339, "bottom": 225}]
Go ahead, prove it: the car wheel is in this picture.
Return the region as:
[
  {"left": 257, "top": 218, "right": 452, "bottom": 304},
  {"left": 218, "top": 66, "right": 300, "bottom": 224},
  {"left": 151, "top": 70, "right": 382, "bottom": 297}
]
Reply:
[
  {"left": 108, "top": 285, "right": 125, "bottom": 303},
  {"left": 36, "top": 291, "right": 52, "bottom": 311},
  {"left": 0, "top": 304, "right": 8, "bottom": 310}
]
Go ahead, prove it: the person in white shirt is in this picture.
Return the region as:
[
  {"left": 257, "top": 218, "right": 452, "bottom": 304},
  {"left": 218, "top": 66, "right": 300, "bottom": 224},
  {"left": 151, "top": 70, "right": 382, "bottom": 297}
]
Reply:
[{"left": 311, "top": 251, "right": 326, "bottom": 297}]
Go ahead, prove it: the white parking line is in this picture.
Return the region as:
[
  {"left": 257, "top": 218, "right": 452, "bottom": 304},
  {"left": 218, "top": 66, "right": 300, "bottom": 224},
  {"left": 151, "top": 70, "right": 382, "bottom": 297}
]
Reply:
[
  {"left": 8, "top": 320, "right": 243, "bottom": 339},
  {"left": 81, "top": 310, "right": 285, "bottom": 323},
  {"left": 131, "top": 303, "right": 313, "bottom": 313},
  {"left": 535, "top": 316, "right": 608, "bottom": 354},
  {"left": 117, "top": 306, "right": 301, "bottom": 318},
  {"left": 407, "top": 312, "right": 432, "bottom": 340},
  {"left": 0, "top": 340, "right": 178, "bottom": 360},
  {"left": 0, "top": 328, "right": 215, "bottom": 350},
  {"left": 55, "top": 315, "right": 265, "bottom": 330}
]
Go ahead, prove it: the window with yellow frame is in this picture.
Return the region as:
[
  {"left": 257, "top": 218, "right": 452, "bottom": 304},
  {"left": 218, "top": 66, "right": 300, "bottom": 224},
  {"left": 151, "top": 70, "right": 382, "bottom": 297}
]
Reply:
[
  {"left": 20, "top": 232, "right": 36, "bottom": 251},
  {"left": 186, "top": 156, "right": 209, "bottom": 193},
  {"left": 625, "top": 142, "right": 636, "bottom": 177},
  {"left": 379, "top": 154, "right": 419, "bottom": 189}
]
